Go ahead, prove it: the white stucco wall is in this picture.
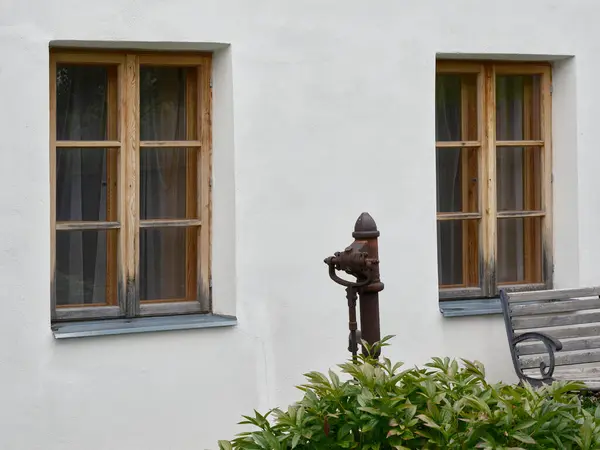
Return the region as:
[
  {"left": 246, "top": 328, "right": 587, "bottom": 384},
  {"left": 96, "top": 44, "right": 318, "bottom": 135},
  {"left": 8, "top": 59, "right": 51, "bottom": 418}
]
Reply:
[{"left": 0, "top": 0, "right": 598, "bottom": 448}]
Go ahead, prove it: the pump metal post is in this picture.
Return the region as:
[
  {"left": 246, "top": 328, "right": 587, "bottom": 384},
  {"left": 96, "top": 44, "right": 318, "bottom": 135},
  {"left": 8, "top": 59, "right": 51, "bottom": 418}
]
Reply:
[{"left": 324, "top": 212, "right": 384, "bottom": 358}]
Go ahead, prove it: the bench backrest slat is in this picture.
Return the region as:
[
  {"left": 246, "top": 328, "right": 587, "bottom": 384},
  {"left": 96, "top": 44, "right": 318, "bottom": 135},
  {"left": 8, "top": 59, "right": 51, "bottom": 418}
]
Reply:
[
  {"left": 517, "top": 336, "right": 600, "bottom": 356},
  {"left": 505, "top": 287, "right": 600, "bottom": 302},
  {"left": 512, "top": 311, "right": 600, "bottom": 330},
  {"left": 520, "top": 349, "right": 600, "bottom": 369},
  {"left": 511, "top": 298, "right": 600, "bottom": 316}
]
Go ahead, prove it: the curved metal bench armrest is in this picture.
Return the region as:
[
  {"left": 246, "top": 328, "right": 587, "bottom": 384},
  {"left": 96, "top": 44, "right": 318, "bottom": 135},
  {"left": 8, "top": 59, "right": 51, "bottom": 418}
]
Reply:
[{"left": 513, "top": 332, "right": 563, "bottom": 383}]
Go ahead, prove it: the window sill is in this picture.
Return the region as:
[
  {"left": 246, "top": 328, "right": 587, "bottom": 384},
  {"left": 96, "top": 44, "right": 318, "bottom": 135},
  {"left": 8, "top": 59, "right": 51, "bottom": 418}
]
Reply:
[
  {"left": 52, "top": 314, "right": 237, "bottom": 339},
  {"left": 439, "top": 298, "right": 502, "bottom": 318}
]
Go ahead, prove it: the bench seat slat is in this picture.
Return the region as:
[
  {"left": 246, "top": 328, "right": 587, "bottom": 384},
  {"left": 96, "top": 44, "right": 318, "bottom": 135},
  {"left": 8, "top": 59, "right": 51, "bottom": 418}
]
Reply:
[
  {"left": 505, "top": 287, "right": 600, "bottom": 303},
  {"left": 512, "top": 311, "right": 600, "bottom": 330},
  {"left": 523, "top": 364, "right": 600, "bottom": 388},
  {"left": 511, "top": 298, "right": 600, "bottom": 316}
]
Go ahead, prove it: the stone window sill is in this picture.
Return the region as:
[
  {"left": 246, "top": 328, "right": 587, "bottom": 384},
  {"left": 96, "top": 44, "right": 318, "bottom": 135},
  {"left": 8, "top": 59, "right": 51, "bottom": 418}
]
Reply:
[
  {"left": 52, "top": 314, "right": 237, "bottom": 339},
  {"left": 439, "top": 298, "right": 502, "bottom": 318}
]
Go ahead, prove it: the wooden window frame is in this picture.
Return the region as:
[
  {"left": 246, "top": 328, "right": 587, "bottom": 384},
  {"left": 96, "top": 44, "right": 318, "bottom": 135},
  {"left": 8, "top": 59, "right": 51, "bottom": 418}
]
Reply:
[
  {"left": 436, "top": 61, "right": 553, "bottom": 300},
  {"left": 50, "top": 49, "right": 213, "bottom": 321}
]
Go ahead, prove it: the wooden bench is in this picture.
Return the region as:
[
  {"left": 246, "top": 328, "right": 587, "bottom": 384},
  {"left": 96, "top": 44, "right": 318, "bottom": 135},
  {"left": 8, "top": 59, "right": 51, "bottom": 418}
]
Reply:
[{"left": 501, "top": 287, "right": 600, "bottom": 390}]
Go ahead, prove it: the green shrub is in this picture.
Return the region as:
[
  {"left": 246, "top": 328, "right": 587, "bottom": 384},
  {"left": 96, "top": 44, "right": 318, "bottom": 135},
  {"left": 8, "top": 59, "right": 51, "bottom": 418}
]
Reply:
[{"left": 219, "top": 337, "right": 600, "bottom": 449}]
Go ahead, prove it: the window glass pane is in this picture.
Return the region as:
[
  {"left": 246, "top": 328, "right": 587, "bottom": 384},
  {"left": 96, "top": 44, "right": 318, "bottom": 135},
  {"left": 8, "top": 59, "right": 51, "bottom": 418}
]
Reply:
[
  {"left": 140, "top": 148, "right": 190, "bottom": 219},
  {"left": 498, "top": 217, "right": 542, "bottom": 284},
  {"left": 56, "top": 230, "right": 115, "bottom": 306},
  {"left": 437, "top": 220, "right": 479, "bottom": 286},
  {"left": 497, "top": 146, "right": 541, "bottom": 211},
  {"left": 496, "top": 75, "right": 541, "bottom": 141},
  {"left": 56, "top": 148, "right": 119, "bottom": 221},
  {"left": 140, "top": 67, "right": 196, "bottom": 141},
  {"left": 140, "top": 227, "right": 187, "bottom": 301},
  {"left": 436, "top": 74, "right": 478, "bottom": 142},
  {"left": 56, "top": 65, "right": 110, "bottom": 141},
  {"left": 436, "top": 147, "right": 478, "bottom": 213}
]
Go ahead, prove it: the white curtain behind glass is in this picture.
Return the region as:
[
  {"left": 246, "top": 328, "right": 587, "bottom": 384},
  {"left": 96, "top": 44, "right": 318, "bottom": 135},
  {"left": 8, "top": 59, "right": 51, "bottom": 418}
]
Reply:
[
  {"left": 56, "top": 66, "right": 108, "bottom": 305},
  {"left": 496, "top": 76, "right": 525, "bottom": 283},
  {"left": 55, "top": 66, "right": 187, "bottom": 305},
  {"left": 139, "top": 67, "right": 187, "bottom": 300},
  {"left": 436, "top": 74, "right": 525, "bottom": 286}
]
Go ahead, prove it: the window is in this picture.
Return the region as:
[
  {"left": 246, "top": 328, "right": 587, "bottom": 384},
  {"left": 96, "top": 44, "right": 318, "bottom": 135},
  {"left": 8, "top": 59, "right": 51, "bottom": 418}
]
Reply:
[
  {"left": 50, "top": 50, "right": 212, "bottom": 321},
  {"left": 435, "top": 61, "right": 552, "bottom": 300}
]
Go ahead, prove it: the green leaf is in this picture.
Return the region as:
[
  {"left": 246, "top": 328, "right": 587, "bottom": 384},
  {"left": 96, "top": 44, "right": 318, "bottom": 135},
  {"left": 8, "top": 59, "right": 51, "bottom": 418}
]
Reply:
[
  {"left": 513, "top": 420, "right": 537, "bottom": 431},
  {"left": 218, "top": 441, "right": 233, "bottom": 450},
  {"left": 417, "top": 414, "right": 441, "bottom": 429},
  {"left": 291, "top": 433, "right": 300, "bottom": 449},
  {"left": 511, "top": 432, "right": 536, "bottom": 444}
]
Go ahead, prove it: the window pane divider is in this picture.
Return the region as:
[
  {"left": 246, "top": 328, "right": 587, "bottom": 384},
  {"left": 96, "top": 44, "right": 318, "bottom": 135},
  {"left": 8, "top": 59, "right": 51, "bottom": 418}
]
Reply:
[
  {"left": 496, "top": 140, "right": 544, "bottom": 147},
  {"left": 497, "top": 210, "right": 545, "bottom": 219},
  {"left": 140, "top": 140, "right": 202, "bottom": 148},
  {"left": 482, "top": 64, "right": 497, "bottom": 297},
  {"left": 120, "top": 53, "right": 140, "bottom": 318},
  {"left": 56, "top": 140, "right": 121, "bottom": 148},
  {"left": 436, "top": 212, "right": 481, "bottom": 221},
  {"left": 436, "top": 141, "right": 479, "bottom": 148},
  {"left": 140, "top": 219, "right": 202, "bottom": 228},
  {"left": 56, "top": 221, "right": 121, "bottom": 230}
]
